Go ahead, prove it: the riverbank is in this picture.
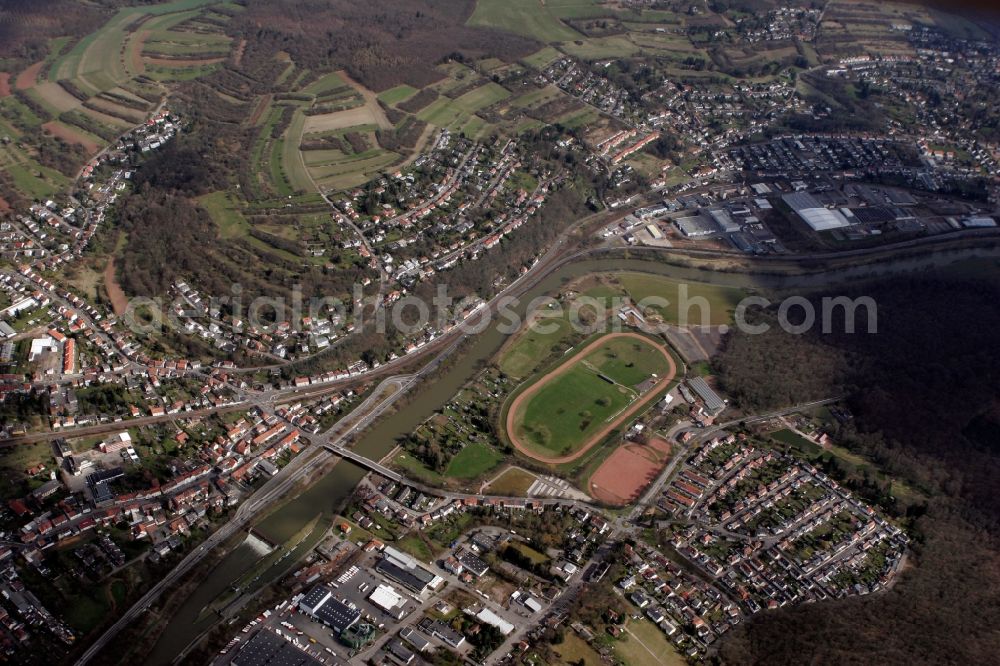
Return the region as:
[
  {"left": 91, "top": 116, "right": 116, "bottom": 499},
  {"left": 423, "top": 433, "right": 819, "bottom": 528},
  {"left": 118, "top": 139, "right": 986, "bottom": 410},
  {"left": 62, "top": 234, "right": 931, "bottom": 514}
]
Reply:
[{"left": 129, "top": 245, "right": 1000, "bottom": 661}]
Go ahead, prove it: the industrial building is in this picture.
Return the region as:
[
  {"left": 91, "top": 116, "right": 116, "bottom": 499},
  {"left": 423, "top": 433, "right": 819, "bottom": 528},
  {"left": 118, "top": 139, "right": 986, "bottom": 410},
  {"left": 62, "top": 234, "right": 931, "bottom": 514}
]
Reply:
[
  {"left": 457, "top": 551, "right": 489, "bottom": 577},
  {"left": 399, "top": 627, "right": 431, "bottom": 652},
  {"left": 374, "top": 546, "right": 444, "bottom": 594},
  {"left": 688, "top": 377, "right": 726, "bottom": 415},
  {"left": 674, "top": 215, "right": 720, "bottom": 237},
  {"left": 229, "top": 629, "right": 323, "bottom": 666},
  {"left": 708, "top": 208, "right": 741, "bottom": 233},
  {"left": 298, "top": 585, "right": 361, "bottom": 633},
  {"left": 386, "top": 639, "right": 415, "bottom": 664},
  {"left": 781, "top": 192, "right": 851, "bottom": 231},
  {"left": 368, "top": 583, "right": 407, "bottom": 619},
  {"left": 469, "top": 608, "right": 514, "bottom": 635}
]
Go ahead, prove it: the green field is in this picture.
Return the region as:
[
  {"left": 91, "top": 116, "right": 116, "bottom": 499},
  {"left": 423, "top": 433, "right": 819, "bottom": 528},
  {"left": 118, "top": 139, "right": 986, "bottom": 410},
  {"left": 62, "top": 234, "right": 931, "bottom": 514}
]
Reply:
[
  {"left": 559, "top": 35, "right": 641, "bottom": 59},
  {"left": 498, "top": 278, "right": 627, "bottom": 379},
  {"left": 416, "top": 96, "right": 473, "bottom": 128},
  {"left": 546, "top": 0, "right": 608, "bottom": 20},
  {"left": 377, "top": 84, "right": 418, "bottom": 106},
  {"left": 444, "top": 442, "right": 503, "bottom": 479},
  {"left": 510, "top": 335, "right": 672, "bottom": 458},
  {"left": 510, "top": 85, "right": 564, "bottom": 109},
  {"left": 516, "top": 363, "right": 632, "bottom": 456},
  {"left": 484, "top": 467, "right": 536, "bottom": 495},
  {"left": 499, "top": 316, "right": 577, "bottom": 379},
  {"left": 199, "top": 191, "right": 249, "bottom": 239},
  {"left": 521, "top": 46, "right": 563, "bottom": 69},
  {"left": 392, "top": 450, "right": 447, "bottom": 486},
  {"left": 301, "top": 71, "right": 346, "bottom": 96},
  {"left": 468, "top": 0, "right": 582, "bottom": 42},
  {"left": 453, "top": 82, "right": 511, "bottom": 113},
  {"left": 280, "top": 110, "right": 312, "bottom": 193},
  {"left": 616, "top": 272, "right": 745, "bottom": 326},
  {"left": 310, "top": 149, "right": 400, "bottom": 190},
  {"left": 552, "top": 633, "right": 604, "bottom": 665},
  {"left": 51, "top": 0, "right": 219, "bottom": 89},
  {"left": 616, "top": 618, "right": 687, "bottom": 666},
  {"left": 506, "top": 540, "right": 550, "bottom": 565},
  {"left": 770, "top": 428, "right": 821, "bottom": 454}
]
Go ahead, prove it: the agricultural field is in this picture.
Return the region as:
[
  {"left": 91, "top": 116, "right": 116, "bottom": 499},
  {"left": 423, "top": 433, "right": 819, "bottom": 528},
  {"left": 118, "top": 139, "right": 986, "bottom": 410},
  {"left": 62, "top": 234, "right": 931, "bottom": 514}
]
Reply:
[
  {"left": 377, "top": 85, "right": 418, "bottom": 106},
  {"left": 506, "top": 333, "right": 675, "bottom": 462},
  {"left": 452, "top": 82, "right": 511, "bottom": 113},
  {"left": 0, "top": 0, "right": 239, "bottom": 202},
  {"left": 468, "top": 0, "right": 583, "bottom": 43}
]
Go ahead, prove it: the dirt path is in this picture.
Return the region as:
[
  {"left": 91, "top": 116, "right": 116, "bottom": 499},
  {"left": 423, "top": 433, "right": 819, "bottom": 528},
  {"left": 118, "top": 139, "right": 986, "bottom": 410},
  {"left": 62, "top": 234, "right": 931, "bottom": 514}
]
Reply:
[
  {"left": 504, "top": 332, "right": 677, "bottom": 465},
  {"left": 103, "top": 257, "right": 129, "bottom": 316},
  {"left": 15, "top": 61, "right": 43, "bottom": 90},
  {"left": 336, "top": 69, "right": 392, "bottom": 129},
  {"left": 0, "top": 72, "right": 10, "bottom": 97},
  {"left": 247, "top": 93, "right": 272, "bottom": 126},
  {"left": 233, "top": 38, "right": 247, "bottom": 67},
  {"left": 129, "top": 30, "right": 151, "bottom": 75}
]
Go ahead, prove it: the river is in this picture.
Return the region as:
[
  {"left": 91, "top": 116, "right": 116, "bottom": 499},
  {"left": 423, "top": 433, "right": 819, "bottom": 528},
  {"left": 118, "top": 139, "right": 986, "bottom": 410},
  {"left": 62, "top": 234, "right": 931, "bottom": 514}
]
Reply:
[{"left": 146, "top": 247, "right": 1000, "bottom": 661}]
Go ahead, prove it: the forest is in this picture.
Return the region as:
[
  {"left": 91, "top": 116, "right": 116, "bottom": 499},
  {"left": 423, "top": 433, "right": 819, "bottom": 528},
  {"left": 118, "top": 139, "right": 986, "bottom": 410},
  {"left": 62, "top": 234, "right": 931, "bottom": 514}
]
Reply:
[
  {"left": 227, "top": 0, "right": 540, "bottom": 92},
  {"left": 713, "top": 267, "right": 1000, "bottom": 664}
]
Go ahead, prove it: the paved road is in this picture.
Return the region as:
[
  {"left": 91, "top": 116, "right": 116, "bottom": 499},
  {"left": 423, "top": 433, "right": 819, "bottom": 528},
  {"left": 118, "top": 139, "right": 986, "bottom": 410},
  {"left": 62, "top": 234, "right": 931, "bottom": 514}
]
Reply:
[
  {"left": 62, "top": 189, "right": 975, "bottom": 662},
  {"left": 73, "top": 374, "right": 416, "bottom": 666}
]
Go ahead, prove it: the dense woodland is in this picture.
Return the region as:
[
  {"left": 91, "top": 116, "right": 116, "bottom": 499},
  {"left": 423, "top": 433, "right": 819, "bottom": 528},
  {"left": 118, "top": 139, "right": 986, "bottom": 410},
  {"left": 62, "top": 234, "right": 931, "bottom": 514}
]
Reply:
[
  {"left": 227, "top": 0, "right": 539, "bottom": 92},
  {"left": 713, "top": 268, "right": 1000, "bottom": 664}
]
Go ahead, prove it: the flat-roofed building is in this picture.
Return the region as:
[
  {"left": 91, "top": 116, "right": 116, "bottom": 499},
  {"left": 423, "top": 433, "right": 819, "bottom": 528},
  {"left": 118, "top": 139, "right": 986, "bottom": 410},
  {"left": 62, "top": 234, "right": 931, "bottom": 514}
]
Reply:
[
  {"left": 386, "top": 639, "right": 415, "bottom": 664},
  {"left": 782, "top": 192, "right": 851, "bottom": 231},
  {"left": 688, "top": 377, "right": 726, "bottom": 415},
  {"left": 471, "top": 607, "right": 514, "bottom": 635},
  {"left": 299, "top": 585, "right": 361, "bottom": 633},
  {"left": 376, "top": 546, "right": 444, "bottom": 594},
  {"left": 298, "top": 585, "right": 332, "bottom": 615},
  {"left": 368, "top": 583, "right": 407, "bottom": 619},
  {"left": 230, "top": 629, "right": 324, "bottom": 666},
  {"left": 675, "top": 215, "right": 720, "bottom": 237},
  {"left": 399, "top": 627, "right": 431, "bottom": 652},
  {"left": 457, "top": 551, "right": 489, "bottom": 577}
]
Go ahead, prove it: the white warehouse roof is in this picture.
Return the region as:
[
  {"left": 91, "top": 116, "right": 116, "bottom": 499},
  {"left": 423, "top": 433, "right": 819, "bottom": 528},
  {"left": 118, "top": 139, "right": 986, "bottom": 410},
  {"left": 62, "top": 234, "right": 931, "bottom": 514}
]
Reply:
[
  {"left": 782, "top": 192, "right": 850, "bottom": 231},
  {"left": 369, "top": 584, "right": 405, "bottom": 612}
]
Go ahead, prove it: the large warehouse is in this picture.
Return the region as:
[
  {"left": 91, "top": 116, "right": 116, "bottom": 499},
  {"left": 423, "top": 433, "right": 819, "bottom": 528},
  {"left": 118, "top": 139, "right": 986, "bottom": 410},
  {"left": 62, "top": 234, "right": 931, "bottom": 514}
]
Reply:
[
  {"left": 298, "top": 585, "right": 361, "bottom": 633},
  {"left": 782, "top": 192, "right": 851, "bottom": 231},
  {"left": 375, "top": 546, "right": 445, "bottom": 595},
  {"left": 368, "top": 583, "right": 408, "bottom": 619}
]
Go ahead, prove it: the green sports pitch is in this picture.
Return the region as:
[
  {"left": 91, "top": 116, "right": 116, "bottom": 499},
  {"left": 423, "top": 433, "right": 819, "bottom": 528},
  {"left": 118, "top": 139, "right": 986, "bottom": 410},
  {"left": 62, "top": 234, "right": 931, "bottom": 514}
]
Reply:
[{"left": 506, "top": 333, "right": 674, "bottom": 461}]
